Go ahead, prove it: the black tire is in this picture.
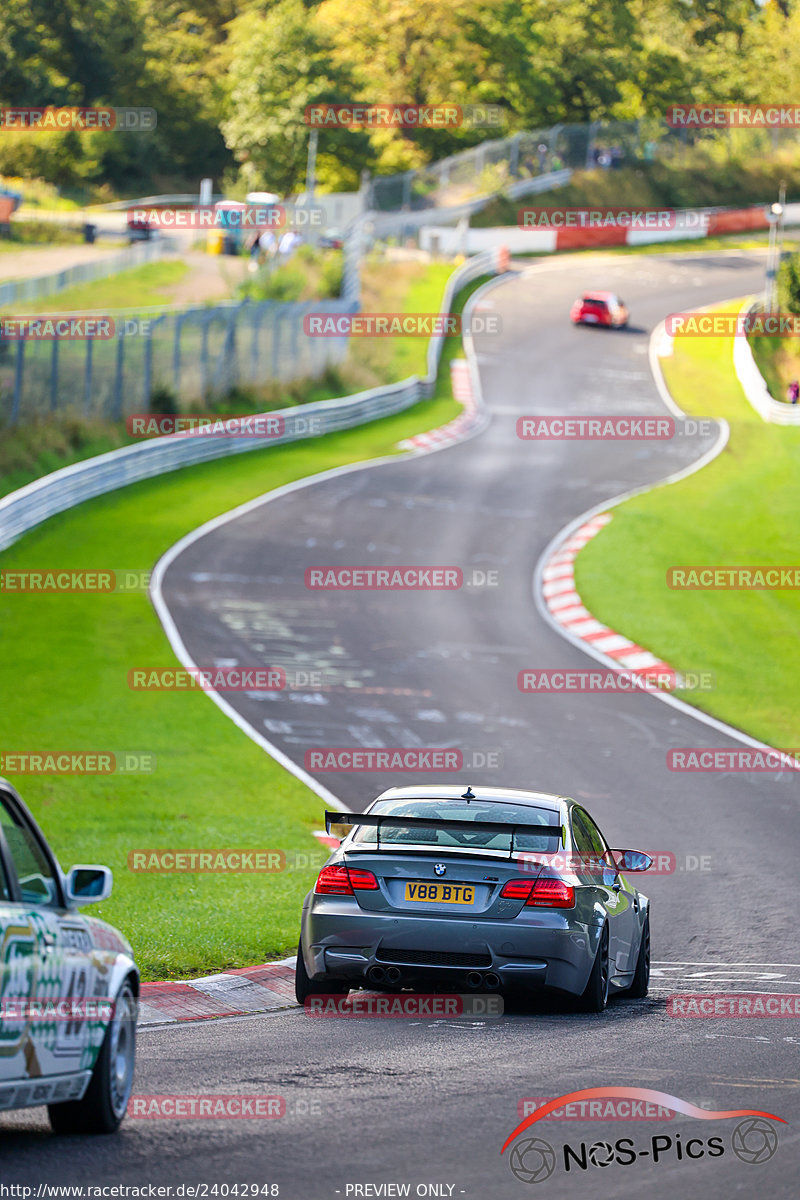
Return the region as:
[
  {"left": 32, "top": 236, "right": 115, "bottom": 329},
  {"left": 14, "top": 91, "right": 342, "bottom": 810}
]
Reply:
[
  {"left": 48, "top": 978, "right": 136, "bottom": 1135},
  {"left": 294, "top": 940, "right": 348, "bottom": 1005},
  {"left": 579, "top": 924, "right": 610, "bottom": 1013},
  {"left": 626, "top": 913, "right": 650, "bottom": 999}
]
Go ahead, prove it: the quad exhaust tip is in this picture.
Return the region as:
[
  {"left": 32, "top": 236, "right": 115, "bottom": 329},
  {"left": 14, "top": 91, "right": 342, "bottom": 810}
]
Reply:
[
  {"left": 367, "top": 965, "right": 386, "bottom": 985},
  {"left": 466, "top": 970, "right": 501, "bottom": 990}
]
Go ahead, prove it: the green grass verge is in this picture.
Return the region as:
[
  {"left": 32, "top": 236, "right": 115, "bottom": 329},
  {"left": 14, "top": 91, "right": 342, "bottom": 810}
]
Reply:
[
  {"left": 0, "top": 277, "right": 481, "bottom": 980},
  {"left": 574, "top": 301, "right": 800, "bottom": 746},
  {"left": 0, "top": 260, "right": 189, "bottom": 315}
]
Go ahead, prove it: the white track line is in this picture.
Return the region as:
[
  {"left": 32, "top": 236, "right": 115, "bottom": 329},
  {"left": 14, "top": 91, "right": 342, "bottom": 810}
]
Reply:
[
  {"left": 153, "top": 264, "right": 791, "bottom": 811},
  {"left": 149, "top": 278, "right": 503, "bottom": 811},
  {"left": 532, "top": 314, "right": 800, "bottom": 759}
]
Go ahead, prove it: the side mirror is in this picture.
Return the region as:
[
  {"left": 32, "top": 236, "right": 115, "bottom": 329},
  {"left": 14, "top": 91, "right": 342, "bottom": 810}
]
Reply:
[
  {"left": 610, "top": 849, "right": 653, "bottom": 873},
  {"left": 66, "top": 865, "right": 113, "bottom": 905}
]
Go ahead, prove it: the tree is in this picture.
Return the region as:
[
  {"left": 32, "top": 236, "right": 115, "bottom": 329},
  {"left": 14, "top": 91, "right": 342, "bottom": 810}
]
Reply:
[{"left": 222, "top": 0, "right": 370, "bottom": 194}]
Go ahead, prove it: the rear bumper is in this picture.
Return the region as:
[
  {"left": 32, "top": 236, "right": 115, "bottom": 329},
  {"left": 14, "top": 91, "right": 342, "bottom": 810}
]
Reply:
[{"left": 301, "top": 897, "right": 602, "bottom": 996}]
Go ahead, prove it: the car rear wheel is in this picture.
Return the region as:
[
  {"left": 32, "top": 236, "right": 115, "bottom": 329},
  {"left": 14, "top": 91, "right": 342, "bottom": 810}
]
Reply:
[
  {"left": 48, "top": 978, "right": 137, "bottom": 1135},
  {"left": 294, "top": 939, "right": 349, "bottom": 1004},
  {"left": 625, "top": 913, "right": 650, "bottom": 999},
  {"left": 579, "top": 924, "right": 610, "bottom": 1013}
]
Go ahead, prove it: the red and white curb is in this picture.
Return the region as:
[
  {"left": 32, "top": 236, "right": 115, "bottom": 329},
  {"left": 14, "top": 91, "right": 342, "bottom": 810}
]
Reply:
[
  {"left": 138, "top": 833, "right": 342, "bottom": 1026},
  {"left": 397, "top": 357, "right": 484, "bottom": 452},
  {"left": 542, "top": 512, "right": 678, "bottom": 685},
  {"left": 138, "top": 958, "right": 300, "bottom": 1027}
]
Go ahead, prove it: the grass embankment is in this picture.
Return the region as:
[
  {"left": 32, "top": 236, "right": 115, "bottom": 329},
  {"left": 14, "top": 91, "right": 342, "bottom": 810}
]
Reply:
[
  {"left": 0, "top": 274, "right": 484, "bottom": 979},
  {"left": 0, "top": 260, "right": 190, "bottom": 315},
  {"left": 474, "top": 152, "right": 800, "bottom": 228},
  {"left": 749, "top": 328, "right": 800, "bottom": 403},
  {"left": 574, "top": 301, "right": 800, "bottom": 746}
]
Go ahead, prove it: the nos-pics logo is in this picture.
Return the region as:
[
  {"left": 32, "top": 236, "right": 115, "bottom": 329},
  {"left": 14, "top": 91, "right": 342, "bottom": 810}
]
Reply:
[{"left": 501, "top": 1088, "right": 783, "bottom": 1183}]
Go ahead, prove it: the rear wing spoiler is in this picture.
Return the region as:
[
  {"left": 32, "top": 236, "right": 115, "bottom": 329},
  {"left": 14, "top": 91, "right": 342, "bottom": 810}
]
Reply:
[{"left": 324, "top": 811, "right": 565, "bottom": 853}]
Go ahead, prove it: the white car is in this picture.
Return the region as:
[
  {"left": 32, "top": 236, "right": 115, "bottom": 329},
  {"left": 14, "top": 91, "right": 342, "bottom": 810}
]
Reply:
[{"left": 0, "top": 778, "right": 138, "bottom": 1132}]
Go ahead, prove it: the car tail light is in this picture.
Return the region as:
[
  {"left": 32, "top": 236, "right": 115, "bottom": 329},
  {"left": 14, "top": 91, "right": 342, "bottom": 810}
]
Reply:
[
  {"left": 527, "top": 877, "right": 575, "bottom": 908},
  {"left": 348, "top": 867, "right": 379, "bottom": 890},
  {"left": 500, "top": 879, "right": 535, "bottom": 900},
  {"left": 314, "top": 863, "right": 378, "bottom": 895},
  {"left": 500, "top": 877, "right": 575, "bottom": 908}
]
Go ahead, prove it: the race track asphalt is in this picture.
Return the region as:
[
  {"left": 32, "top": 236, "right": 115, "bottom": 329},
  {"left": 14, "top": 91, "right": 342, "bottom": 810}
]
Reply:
[{"left": 2, "top": 249, "right": 797, "bottom": 1197}]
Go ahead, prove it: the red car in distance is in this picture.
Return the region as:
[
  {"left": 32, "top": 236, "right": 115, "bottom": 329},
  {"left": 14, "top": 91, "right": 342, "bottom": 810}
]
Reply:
[{"left": 571, "top": 291, "right": 629, "bottom": 328}]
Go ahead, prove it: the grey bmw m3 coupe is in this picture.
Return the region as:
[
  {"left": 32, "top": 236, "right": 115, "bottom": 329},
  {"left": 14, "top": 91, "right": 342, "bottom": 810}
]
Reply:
[{"left": 296, "top": 784, "right": 653, "bottom": 1012}]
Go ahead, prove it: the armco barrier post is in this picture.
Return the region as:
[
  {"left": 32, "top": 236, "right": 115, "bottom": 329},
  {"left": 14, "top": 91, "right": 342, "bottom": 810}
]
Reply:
[
  {"left": 142, "top": 314, "right": 166, "bottom": 410},
  {"left": 173, "top": 311, "right": 186, "bottom": 395},
  {"left": 49, "top": 337, "right": 59, "bottom": 412},
  {"left": 200, "top": 316, "right": 211, "bottom": 403},
  {"left": 112, "top": 334, "right": 125, "bottom": 420},
  {"left": 272, "top": 308, "right": 286, "bottom": 380},
  {"left": 83, "top": 335, "right": 94, "bottom": 416},
  {"left": 11, "top": 340, "right": 24, "bottom": 424}
]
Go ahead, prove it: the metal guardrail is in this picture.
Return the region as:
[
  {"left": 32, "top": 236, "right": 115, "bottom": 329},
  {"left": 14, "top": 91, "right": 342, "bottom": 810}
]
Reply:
[
  {"left": 0, "top": 239, "right": 178, "bottom": 308},
  {"left": 364, "top": 168, "right": 573, "bottom": 243},
  {"left": 0, "top": 248, "right": 506, "bottom": 553}
]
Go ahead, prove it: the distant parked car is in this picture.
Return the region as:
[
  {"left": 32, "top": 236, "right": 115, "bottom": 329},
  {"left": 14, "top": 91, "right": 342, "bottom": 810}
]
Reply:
[
  {"left": 126, "top": 212, "right": 155, "bottom": 242},
  {"left": 571, "top": 291, "right": 629, "bottom": 328},
  {"left": 319, "top": 229, "right": 344, "bottom": 250}
]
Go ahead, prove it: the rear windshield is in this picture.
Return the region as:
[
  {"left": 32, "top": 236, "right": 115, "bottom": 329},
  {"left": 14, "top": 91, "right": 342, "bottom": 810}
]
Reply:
[
  {"left": 584, "top": 297, "right": 609, "bottom": 309},
  {"left": 349, "top": 798, "right": 563, "bottom": 853}
]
